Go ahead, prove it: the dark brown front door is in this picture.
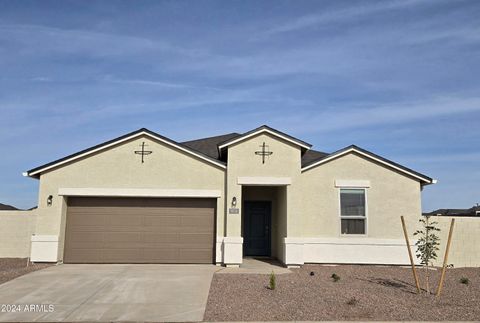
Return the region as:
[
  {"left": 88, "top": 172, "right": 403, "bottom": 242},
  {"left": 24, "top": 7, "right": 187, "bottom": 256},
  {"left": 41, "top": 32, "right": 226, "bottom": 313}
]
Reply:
[
  {"left": 64, "top": 197, "right": 215, "bottom": 264},
  {"left": 243, "top": 201, "right": 271, "bottom": 256}
]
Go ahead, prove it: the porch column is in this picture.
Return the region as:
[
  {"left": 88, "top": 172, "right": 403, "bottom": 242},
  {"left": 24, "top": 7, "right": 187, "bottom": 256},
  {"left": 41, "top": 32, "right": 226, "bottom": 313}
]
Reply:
[{"left": 223, "top": 176, "right": 243, "bottom": 267}]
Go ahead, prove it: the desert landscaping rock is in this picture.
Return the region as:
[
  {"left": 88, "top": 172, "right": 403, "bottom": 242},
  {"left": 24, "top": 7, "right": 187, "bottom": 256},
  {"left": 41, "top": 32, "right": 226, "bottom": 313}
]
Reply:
[
  {"left": 204, "top": 264, "right": 480, "bottom": 321},
  {"left": 0, "top": 258, "right": 51, "bottom": 285}
]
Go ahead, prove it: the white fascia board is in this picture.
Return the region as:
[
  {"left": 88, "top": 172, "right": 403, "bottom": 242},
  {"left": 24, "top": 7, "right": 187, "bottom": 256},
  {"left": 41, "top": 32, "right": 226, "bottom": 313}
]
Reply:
[
  {"left": 218, "top": 129, "right": 311, "bottom": 150},
  {"left": 58, "top": 188, "right": 222, "bottom": 198},
  {"left": 237, "top": 176, "right": 292, "bottom": 186},
  {"left": 301, "top": 147, "right": 433, "bottom": 184},
  {"left": 27, "top": 131, "right": 226, "bottom": 177}
]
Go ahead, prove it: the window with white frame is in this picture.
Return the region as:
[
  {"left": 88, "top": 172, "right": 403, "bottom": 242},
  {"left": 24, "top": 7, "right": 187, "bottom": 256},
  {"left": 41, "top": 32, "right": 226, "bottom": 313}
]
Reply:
[{"left": 340, "top": 189, "right": 366, "bottom": 234}]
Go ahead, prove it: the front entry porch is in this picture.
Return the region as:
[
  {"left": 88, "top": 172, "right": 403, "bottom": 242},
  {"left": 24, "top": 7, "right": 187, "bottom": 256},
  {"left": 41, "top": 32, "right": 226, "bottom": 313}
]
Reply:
[{"left": 242, "top": 186, "right": 287, "bottom": 262}]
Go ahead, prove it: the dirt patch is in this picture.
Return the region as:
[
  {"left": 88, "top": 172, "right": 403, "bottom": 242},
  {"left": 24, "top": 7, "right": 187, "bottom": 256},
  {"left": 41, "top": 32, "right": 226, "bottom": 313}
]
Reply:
[
  {"left": 0, "top": 258, "right": 52, "bottom": 285},
  {"left": 204, "top": 264, "right": 480, "bottom": 321}
]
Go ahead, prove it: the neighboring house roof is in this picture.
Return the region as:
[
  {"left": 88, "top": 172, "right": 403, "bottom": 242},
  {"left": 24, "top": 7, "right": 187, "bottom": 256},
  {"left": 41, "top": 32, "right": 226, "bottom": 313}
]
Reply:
[
  {"left": 0, "top": 203, "right": 18, "bottom": 210},
  {"left": 425, "top": 205, "right": 480, "bottom": 216},
  {"left": 301, "top": 145, "right": 435, "bottom": 184},
  {"left": 24, "top": 126, "right": 434, "bottom": 185}
]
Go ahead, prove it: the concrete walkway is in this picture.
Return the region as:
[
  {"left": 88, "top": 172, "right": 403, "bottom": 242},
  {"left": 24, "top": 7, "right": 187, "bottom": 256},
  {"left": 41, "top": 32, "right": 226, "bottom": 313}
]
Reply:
[
  {"left": 0, "top": 264, "right": 219, "bottom": 322},
  {"left": 217, "top": 257, "right": 291, "bottom": 274}
]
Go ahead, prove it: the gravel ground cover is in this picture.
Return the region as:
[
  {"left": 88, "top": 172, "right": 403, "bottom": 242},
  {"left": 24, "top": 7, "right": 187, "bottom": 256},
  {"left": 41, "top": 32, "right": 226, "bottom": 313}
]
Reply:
[
  {"left": 0, "top": 258, "right": 52, "bottom": 285},
  {"left": 204, "top": 264, "right": 480, "bottom": 321}
]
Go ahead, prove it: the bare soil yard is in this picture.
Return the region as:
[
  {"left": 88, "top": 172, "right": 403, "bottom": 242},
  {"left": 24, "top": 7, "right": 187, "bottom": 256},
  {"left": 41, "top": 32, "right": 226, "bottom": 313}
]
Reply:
[
  {"left": 0, "top": 258, "right": 52, "bottom": 285},
  {"left": 204, "top": 264, "right": 480, "bottom": 321}
]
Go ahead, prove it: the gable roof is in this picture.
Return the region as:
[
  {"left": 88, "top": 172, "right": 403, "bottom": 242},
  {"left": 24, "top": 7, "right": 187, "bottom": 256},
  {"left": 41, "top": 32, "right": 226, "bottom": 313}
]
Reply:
[
  {"left": 217, "top": 125, "right": 312, "bottom": 153},
  {"left": 25, "top": 128, "right": 227, "bottom": 178},
  {"left": 24, "top": 126, "right": 434, "bottom": 185},
  {"left": 301, "top": 145, "right": 435, "bottom": 185}
]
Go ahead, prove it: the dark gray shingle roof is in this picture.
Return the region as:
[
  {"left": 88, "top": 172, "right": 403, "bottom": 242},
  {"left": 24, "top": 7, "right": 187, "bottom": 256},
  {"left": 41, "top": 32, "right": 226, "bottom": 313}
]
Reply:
[
  {"left": 301, "top": 149, "right": 330, "bottom": 167},
  {"left": 182, "top": 132, "right": 329, "bottom": 166},
  {"left": 182, "top": 133, "right": 241, "bottom": 160}
]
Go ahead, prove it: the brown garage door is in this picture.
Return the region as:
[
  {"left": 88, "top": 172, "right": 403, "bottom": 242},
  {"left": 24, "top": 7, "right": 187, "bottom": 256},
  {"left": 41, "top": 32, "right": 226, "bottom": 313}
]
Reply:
[{"left": 64, "top": 197, "right": 215, "bottom": 264}]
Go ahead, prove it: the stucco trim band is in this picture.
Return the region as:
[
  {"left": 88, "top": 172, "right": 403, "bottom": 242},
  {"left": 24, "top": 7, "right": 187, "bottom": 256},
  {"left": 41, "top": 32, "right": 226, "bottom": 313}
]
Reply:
[
  {"left": 284, "top": 237, "right": 418, "bottom": 266},
  {"left": 58, "top": 188, "right": 222, "bottom": 198},
  {"left": 237, "top": 177, "right": 292, "bottom": 186},
  {"left": 334, "top": 179, "right": 371, "bottom": 188}
]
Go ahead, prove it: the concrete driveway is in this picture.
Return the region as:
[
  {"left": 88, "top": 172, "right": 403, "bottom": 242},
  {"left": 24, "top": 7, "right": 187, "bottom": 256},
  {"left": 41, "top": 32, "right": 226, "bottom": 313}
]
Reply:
[{"left": 0, "top": 264, "right": 219, "bottom": 322}]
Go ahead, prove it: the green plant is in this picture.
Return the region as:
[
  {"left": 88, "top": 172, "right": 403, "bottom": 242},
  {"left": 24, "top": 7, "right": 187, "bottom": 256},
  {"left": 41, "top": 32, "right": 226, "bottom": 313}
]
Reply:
[
  {"left": 269, "top": 271, "right": 276, "bottom": 290},
  {"left": 460, "top": 277, "right": 470, "bottom": 285},
  {"left": 346, "top": 297, "right": 358, "bottom": 306},
  {"left": 331, "top": 273, "right": 340, "bottom": 282},
  {"left": 414, "top": 215, "right": 441, "bottom": 294}
]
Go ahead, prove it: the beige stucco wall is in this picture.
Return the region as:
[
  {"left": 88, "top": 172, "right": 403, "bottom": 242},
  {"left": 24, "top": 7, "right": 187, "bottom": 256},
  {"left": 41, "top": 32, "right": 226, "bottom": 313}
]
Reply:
[
  {"left": 296, "top": 152, "right": 423, "bottom": 239},
  {"left": 431, "top": 216, "right": 480, "bottom": 268},
  {"left": 226, "top": 133, "right": 301, "bottom": 238},
  {"left": 34, "top": 135, "right": 226, "bottom": 261},
  {"left": 0, "top": 210, "right": 37, "bottom": 257}
]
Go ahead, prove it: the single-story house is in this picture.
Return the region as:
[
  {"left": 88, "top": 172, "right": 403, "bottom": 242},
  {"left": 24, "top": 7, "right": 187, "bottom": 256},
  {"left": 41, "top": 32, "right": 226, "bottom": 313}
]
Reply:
[{"left": 23, "top": 125, "right": 435, "bottom": 267}]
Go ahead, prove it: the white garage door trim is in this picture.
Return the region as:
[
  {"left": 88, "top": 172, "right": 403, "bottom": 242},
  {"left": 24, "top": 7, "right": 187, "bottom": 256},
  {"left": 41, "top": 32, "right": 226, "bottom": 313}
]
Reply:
[{"left": 58, "top": 188, "right": 221, "bottom": 198}]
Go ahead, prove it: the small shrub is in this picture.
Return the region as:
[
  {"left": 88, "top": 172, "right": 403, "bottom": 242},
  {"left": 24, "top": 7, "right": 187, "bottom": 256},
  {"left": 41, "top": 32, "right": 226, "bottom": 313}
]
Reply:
[
  {"left": 310, "top": 271, "right": 315, "bottom": 276},
  {"left": 460, "top": 277, "right": 470, "bottom": 285},
  {"left": 331, "top": 273, "right": 340, "bottom": 282},
  {"left": 346, "top": 297, "right": 358, "bottom": 306},
  {"left": 269, "top": 271, "right": 276, "bottom": 290}
]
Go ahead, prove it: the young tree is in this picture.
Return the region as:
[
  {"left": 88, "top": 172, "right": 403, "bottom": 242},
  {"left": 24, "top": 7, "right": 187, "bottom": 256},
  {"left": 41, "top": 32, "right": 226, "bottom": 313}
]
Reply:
[{"left": 414, "top": 215, "right": 441, "bottom": 294}]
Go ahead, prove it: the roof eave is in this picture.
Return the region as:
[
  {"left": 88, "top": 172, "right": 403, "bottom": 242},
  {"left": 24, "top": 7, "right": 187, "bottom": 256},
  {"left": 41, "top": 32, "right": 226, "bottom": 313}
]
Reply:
[
  {"left": 217, "top": 125, "right": 312, "bottom": 153},
  {"left": 301, "top": 145, "right": 435, "bottom": 185},
  {"left": 24, "top": 128, "right": 227, "bottom": 178}
]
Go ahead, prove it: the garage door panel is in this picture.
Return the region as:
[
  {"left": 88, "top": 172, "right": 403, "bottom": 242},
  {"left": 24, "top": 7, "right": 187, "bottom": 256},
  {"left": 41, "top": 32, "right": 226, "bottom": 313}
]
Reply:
[
  {"left": 106, "top": 214, "right": 143, "bottom": 226},
  {"left": 103, "top": 249, "right": 145, "bottom": 262},
  {"left": 180, "top": 233, "right": 214, "bottom": 244},
  {"left": 64, "top": 197, "right": 215, "bottom": 264},
  {"left": 181, "top": 215, "right": 213, "bottom": 227},
  {"left": 144, "top": 215, "right": 181, "bottom": 227},
  {"left": 103, "top": 232, "right": 142, "bottom": 243},
  {"left": 64, "top": 249, "right": 105, "bottom": 263},
  {"left": 69, "top": 231, "right": 104, "bottom": 243},
  {"left": 144, "top": 232, "right": 179, "bottom": 244},
  {"left": 144, "top": 249, "right": 179, "bottom": 262},
  {"left": 67, "top": 214, "right": 107, "bottom": 226}
]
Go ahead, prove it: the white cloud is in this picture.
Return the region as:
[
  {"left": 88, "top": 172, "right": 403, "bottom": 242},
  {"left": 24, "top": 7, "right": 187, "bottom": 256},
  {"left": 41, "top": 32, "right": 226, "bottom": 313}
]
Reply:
[
  {"left": 259, "top": 0, "right": 428, "bottom": 37},
  {"left": 270, "top": 96, "right": 480, "bottom": 134}
]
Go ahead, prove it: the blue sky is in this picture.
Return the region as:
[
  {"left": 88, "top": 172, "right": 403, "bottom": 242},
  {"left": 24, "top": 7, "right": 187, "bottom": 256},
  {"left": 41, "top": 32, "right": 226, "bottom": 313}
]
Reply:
[{"left": 0, "top": 0, "right": 479, "bottom": 211}]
